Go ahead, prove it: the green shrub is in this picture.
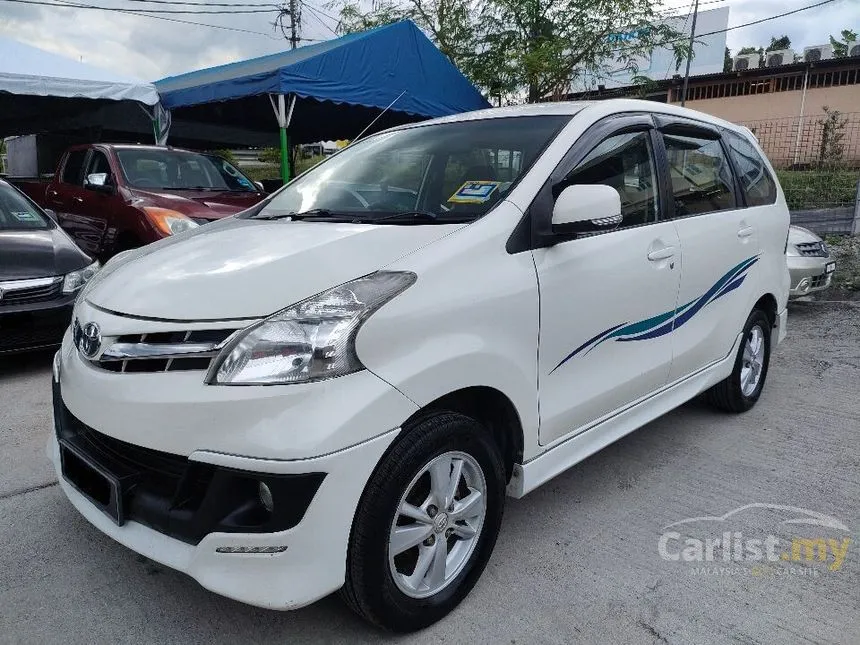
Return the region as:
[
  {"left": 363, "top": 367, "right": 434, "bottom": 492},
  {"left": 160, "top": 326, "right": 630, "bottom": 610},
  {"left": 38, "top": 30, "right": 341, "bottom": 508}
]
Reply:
[{"left": 776, "top": 169, "right": 858, "bottom": 210}]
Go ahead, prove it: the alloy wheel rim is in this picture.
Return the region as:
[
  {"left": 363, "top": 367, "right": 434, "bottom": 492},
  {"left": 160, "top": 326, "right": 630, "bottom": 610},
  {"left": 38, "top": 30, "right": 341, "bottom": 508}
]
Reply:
[
  {"left": 740, "top": 324, "right": 765, "bottom": 397},
  {"left": 388, "top": 450, "right": 487, "bottom": 599}
]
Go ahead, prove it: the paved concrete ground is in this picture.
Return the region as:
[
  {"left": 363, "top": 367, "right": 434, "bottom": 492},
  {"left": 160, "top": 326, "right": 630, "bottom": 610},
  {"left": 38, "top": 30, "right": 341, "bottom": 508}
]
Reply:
[{"left": 1, "top": 302, "right": 858, "bottom": 644}]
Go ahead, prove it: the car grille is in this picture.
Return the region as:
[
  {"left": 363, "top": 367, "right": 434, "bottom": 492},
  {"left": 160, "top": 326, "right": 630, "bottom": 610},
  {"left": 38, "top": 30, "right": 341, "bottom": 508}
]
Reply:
[
  {"left": 810, "top": 274, "right": 829, "bottom": 289},
  {"left": 795, "top": 241, "right": 828, "bottom": 257},
  {"left": 0, "top": 277, "right": 63, "bottom": 305},
  {"left": 92, "top": 328, "right": 237, "bottom": 373}
]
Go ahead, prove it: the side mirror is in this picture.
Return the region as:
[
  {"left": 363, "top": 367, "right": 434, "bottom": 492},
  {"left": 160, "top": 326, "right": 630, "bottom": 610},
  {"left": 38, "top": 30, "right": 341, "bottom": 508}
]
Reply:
[
  {"left": 254, "top": 181, "right": 265, "bottom": 193},
  {"left": 84, "top": 173, "right": 115, "bottom": 194},
  {"left": 43, "top": 208, "right": 58, "bottom": 222},
  {"left": 552, "top": 184, "right": 622, "bottom": 234}
]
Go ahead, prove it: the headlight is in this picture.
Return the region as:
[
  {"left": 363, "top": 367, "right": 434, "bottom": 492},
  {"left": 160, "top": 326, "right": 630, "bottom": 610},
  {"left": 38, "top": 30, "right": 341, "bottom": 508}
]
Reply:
[
  {"left": 143, "top": 207, "right": 199, "bottom": 236},
  {"left": 207, "top": 271, "right": 416, "bottom": 385},
  {"left": 786, "top": 244, "right": 799, "bottom": 257},
  {"left": 62, "top": 261, "right": 100, "bottom": 294}
]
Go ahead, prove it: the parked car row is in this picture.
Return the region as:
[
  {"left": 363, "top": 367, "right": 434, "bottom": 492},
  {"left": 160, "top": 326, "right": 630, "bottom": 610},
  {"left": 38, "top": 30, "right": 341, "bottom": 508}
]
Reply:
[
  {"left": 12, "top": 144, "right": 266, "bottom": 262},
  {"left": 0, "top": 179, "right": 97, "bottom": 354}
]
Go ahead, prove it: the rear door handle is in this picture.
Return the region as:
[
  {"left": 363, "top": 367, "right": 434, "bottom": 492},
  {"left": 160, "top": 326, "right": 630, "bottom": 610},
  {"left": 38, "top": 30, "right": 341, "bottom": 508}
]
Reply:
[
  {"left": 738, "top": 226, "right": 754, "bottom": 238},
  {"left": 647, "top": 246, "right": 676, "bottom": 261},
  {"left": 73, "top": 197, "right": 84, "bottom": 203}
]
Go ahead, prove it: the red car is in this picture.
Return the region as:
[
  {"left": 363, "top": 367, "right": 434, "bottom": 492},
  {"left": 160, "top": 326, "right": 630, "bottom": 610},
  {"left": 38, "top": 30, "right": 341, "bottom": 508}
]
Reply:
[{"left": 15, "top": 144, "right": 266, "bottom": 260}]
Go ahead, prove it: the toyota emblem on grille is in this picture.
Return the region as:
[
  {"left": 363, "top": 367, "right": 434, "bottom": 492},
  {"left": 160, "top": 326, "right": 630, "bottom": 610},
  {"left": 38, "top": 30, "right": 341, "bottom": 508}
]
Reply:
[{"left": 76, "top": 321, "right": 102, "bottom": 358}]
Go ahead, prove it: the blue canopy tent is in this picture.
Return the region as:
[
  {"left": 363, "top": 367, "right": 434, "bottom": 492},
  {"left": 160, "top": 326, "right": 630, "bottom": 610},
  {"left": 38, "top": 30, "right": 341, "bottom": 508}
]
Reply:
[{"left": 155, "top": 21, "right": 490, "bottom": 182}]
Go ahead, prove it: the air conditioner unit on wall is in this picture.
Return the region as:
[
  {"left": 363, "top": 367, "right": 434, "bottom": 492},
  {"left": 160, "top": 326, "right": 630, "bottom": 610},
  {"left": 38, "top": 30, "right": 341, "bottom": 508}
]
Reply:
[
  {"left": 733, "top": 54, "right": 759, "bottom": 71},
  {"left": 766, "top": 49, "right": 795, "bottom": 67},
  {"left": 804, "top": 44, "right": 833, "bottom": 62},
  {"left": 846, "top": 41, "right": 860, "bottom": 57}
]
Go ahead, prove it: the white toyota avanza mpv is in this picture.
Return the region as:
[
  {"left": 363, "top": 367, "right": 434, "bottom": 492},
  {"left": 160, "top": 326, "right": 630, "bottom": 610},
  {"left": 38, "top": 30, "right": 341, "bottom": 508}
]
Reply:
[{"left": 51, "top": 100, "right": 790, "bottom": 631}]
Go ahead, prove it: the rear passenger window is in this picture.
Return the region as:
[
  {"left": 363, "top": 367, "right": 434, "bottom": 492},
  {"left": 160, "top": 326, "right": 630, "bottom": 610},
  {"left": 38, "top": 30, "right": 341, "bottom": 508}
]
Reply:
[
  {"left": 61, "top": 150, "right": 87, "bottom": 185},
  {"left": 725, "top": 132, "right": 777, "bottom": 206},
  {"left": 662, "top": 134, "right": 735, "bottom": 217}
]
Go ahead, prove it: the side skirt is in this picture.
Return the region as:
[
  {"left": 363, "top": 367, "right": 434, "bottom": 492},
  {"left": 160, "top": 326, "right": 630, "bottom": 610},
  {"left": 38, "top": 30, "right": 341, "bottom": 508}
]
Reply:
[{"left": 507, "top": 332, "right": 743, "bottom": 498}]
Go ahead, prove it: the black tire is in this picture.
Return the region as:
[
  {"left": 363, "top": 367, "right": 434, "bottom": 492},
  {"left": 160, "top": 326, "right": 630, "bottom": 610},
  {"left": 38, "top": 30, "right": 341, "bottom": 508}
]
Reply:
[
  {"left": 705, "top": 308, "right": 772, "bottom": 413},
  {"left": 341, "top": 412, "right": 505, "bottom": 632}
]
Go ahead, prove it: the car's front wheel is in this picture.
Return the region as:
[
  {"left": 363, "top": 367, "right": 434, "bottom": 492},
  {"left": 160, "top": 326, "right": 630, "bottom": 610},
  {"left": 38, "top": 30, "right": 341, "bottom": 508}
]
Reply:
[{"left": 341, "top": 412, "right": 505, "bottom": 632}]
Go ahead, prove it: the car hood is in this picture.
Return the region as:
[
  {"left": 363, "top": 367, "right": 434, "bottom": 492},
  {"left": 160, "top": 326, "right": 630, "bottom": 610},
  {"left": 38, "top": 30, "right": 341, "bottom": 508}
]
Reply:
[
  {"left": 129, "top": 188, "right": 263, "bottom": 220},
  {"left": 0, "top": 227, "right": 91, "bottom": 281},
  {"left": 788, "top": 225, "right": 822, "bottom": 245},
  {"left": 84, "top": 217, "right": 462, "bottom": 320}
]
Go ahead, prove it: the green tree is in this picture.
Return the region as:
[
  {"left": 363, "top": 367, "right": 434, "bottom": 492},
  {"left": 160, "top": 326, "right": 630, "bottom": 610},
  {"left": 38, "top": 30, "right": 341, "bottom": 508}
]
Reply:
[
  {"left": 766, "top": 35, "right": 791, "bottom": 51},
  {"left": 337, "top": 0, "right": 690, "bottom": 104},
  {"left": 817, "top": 106, "right": 848, "bottom": 167},
  {"left": 723, "top": 46, "right": 732, "bottom": 73},
  {"left": 830, "top": 29, "right": 859, "bottom": 57}
]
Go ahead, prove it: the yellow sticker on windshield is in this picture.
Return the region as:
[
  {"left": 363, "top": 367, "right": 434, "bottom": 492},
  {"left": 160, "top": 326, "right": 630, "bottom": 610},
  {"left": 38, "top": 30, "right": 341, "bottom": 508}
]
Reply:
[{"left": 448, "top": 181, "right": 502, "bottom": 204}]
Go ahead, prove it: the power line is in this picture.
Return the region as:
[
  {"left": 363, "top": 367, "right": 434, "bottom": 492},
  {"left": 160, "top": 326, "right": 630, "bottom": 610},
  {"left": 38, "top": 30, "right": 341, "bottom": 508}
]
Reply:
[
  {"left": 128, "top": 0, "right": 279, "bottom": 6},
  {"left": 300, "top": 0, "right": 338, "bottom": 23},
  {"left": 301, "top": 1, "right": 337, "bottom": 37},
  {"left": 660, "top": 0, "right": 726, "bottom": 17},
  {"left": 0, "top": 0, "right": 281, "bottom": 37},
  {"left": 1, "top": 0, "right": 278, "bottom": 13},
  {"left": 614, "top": 0, "right": 840, "bottom": 54}
]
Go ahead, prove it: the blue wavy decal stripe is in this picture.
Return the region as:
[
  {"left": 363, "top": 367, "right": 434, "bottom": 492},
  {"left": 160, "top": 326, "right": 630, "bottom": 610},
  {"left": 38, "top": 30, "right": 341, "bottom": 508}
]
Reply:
[{"left": 552, "top": 255, "right": 760, "bottom": 372}]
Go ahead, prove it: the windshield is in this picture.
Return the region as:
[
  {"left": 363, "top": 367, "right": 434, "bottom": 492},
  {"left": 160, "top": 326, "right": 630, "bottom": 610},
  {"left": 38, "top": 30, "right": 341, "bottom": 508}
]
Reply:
[
  {"left": 116, "top": 149, "right": 257, "bottom": 192},
  {"left": 0, "top": 182, "right": 51, "bottom": 231},
  {"left": 252, "top": 115, "right": 571, "bottom": 223}
]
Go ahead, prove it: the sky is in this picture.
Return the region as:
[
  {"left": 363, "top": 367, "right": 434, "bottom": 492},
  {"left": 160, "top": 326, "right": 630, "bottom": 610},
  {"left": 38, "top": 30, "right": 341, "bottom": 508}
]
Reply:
[{"left": 0, "top": 0, "right": 858, "bottom": 82}]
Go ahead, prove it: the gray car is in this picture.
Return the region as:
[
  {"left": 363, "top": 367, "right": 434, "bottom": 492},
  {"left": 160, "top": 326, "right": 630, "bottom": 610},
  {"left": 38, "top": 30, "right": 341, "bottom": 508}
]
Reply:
[{"left": 787, "top": 225, "right": 836, "bottom": 298}]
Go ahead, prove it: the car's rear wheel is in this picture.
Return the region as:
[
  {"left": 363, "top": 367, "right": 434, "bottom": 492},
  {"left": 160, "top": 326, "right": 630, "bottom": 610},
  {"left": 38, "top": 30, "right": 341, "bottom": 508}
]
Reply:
[
  {"left": 705, "top": 308, "right": 772, "bottom": 413},
  {"left": 341, "top": 412, "right": 505, "bottom": 632}
]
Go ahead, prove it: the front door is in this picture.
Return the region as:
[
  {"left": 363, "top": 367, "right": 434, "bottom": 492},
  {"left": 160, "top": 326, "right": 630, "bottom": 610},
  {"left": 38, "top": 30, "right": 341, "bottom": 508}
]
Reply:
[
  {"left": 536, "top": 127, "right": 681, "bottom": 446},
  {"left": 59, "top": 149, "right": 119, "bottom": 258},
  {"left": 657, "top": 127, "right": 761, "bottom": 382}
]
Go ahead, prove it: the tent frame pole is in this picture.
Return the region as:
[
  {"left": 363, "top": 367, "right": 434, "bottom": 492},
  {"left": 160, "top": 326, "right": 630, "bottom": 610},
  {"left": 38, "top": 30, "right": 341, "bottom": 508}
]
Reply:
[{"left": 270, "top": 93, "right": 296, "bottom": 184}]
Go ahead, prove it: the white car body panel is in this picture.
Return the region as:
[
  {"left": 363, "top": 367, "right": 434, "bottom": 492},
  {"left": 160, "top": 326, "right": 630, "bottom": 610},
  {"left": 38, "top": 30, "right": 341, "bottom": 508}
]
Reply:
[{"left": 51, "top": 99, "right": 791, "bottom": 612}]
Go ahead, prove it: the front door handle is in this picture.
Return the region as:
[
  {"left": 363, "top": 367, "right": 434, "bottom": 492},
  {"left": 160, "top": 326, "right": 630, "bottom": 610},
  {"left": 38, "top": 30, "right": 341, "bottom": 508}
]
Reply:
[
  {"left": 647, "top": 246, "right": 676, "bottom": 261},
  {"left": 738, "top": 225, "right": 754, "bottom": 238},
  {"left": 73, "top": 197, "right": 84, "bottom": 204}
]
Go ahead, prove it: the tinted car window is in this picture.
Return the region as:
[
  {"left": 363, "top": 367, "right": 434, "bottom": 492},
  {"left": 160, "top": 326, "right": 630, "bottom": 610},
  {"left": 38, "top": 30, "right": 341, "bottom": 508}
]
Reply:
[
  {"left": 663, "top": 134, "right": 736, "bottom": 216},
  {"left": 0, "top": 182, "right": 50, "bottom": 230},
  {"left": 61, "top": 150, "right": 87, "bottom": 185},
  {"left": 255, "top": 115, "right": 571, "bottom": 222},
  {"left": 115, "top": 149, "right": 257, "bottom": 192},
  {"left": 564, "top": 131, "right": 659, "bottom": 228},
  {"left": 725, "top": 131, "right": 777, "bottom": 207}
]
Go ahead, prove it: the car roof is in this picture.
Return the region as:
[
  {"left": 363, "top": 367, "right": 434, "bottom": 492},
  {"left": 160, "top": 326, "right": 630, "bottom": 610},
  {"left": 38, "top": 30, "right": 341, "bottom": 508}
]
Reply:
[{"left": 388, "top": 99, "right": 747, "bottom": 136}]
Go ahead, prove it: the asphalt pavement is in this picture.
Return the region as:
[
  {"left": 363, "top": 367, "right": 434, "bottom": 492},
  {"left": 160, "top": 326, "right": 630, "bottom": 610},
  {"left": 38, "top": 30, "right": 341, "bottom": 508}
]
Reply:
[{"left": 1, "top": 301, "right": 858, "bottom": 644}]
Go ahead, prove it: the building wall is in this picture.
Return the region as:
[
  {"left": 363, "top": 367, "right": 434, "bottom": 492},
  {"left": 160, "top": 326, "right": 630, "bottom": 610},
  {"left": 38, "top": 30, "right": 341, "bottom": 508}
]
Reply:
[
  {"left": 670, "top": 85, "right": 860, "bottom": 168},
  {"left": 670, "top": 85, "right": 860, "bottom": 123}
]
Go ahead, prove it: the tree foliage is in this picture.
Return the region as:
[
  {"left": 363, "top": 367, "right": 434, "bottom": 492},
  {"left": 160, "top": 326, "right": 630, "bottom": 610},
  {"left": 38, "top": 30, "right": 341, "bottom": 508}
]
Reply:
[
  {"left": 723, "top": 46, "right": 732, "bottom": 73},
  {"left": 830, "top": 29, "right": 859, "bottom": 57},
  {"left": 766, "top": 35, "right": 791, "bottom": 52},
  {"left": 336, "top": 0, "right": 691, "bottom": 103}
]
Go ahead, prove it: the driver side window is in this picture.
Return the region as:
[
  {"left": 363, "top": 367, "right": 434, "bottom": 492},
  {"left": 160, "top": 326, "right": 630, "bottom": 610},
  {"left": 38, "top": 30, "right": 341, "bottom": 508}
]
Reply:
[{"left": 563, "top": 131, "right": 659, "bottom": 229}]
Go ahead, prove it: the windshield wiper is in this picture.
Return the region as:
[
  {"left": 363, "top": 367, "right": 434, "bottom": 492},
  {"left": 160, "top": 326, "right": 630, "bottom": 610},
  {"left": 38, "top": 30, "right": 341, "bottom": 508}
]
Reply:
[
  {"left": 373, "top": 210, "right": 474, "bottom": 224},
  {"left": 251, "top": 208, "right": 338, "bottom": 221}
]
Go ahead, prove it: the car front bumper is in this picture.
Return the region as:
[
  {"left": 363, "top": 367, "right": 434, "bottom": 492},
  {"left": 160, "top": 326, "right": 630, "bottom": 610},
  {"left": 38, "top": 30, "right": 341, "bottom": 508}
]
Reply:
[
  {"left": 50, "top": 302, "right": 419, "bottom": 609},
  {"left": 49, "top": 426, "right": 400, "bottom": 609},
  {"left": 788, "top": 255, "right": 834, "bottom": 297}
]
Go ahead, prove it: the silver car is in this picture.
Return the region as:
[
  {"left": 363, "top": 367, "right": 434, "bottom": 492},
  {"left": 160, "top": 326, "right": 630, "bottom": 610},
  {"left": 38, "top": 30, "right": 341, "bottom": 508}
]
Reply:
[{"left": 787, "top": 225, "right": 836, "bottom": 297}]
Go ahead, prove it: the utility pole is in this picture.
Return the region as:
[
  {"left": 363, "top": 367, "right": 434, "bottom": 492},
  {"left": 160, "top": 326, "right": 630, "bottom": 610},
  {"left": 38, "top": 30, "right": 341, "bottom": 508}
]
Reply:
[
  {"left": 289, "top": 0, "right": 299, "bottom": 50},
  {"left": 680, "top": 0, "right": 699, "bottom": 107}
]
